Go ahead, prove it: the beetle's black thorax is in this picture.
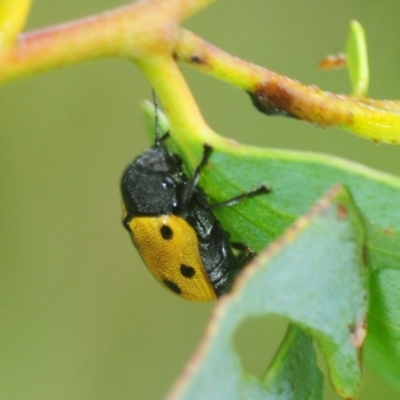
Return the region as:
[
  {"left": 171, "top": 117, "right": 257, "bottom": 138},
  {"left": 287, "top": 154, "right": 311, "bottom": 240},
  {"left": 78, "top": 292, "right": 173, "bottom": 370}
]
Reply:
[{"left": 121, "top": 147, "right": 189, "bottom": 216}]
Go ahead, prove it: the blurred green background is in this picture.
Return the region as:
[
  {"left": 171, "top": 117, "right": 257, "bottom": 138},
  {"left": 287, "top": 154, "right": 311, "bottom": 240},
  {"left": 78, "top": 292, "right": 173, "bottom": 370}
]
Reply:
[{"left": 1, "top": 1, "right": 399, "bottom": 399}]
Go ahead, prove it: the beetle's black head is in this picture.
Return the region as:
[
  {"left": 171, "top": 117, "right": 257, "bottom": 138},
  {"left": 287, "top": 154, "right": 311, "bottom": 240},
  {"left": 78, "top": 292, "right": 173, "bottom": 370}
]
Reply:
[{"left": 121, "top": 147, "right": 188, "bottom": 218}]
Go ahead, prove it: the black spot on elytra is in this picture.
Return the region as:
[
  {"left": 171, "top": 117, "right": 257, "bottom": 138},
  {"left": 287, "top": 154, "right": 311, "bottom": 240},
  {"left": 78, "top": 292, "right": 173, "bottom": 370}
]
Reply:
[
  {"left": 180, "top": 264, "right": 196, "bottom": 278},
  {"left": 160, "top": 225, "right": 173, "bottom": 240},
  {"left": 163, "top": 279, "right": 181, "bottom": 295}
]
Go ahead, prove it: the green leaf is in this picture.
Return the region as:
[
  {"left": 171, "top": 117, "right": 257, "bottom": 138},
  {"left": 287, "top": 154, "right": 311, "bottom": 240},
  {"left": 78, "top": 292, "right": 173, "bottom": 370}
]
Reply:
[
  {"left": 167, "top": 186, "right": 368, "bottom": 399},
  {"left": 141, "top": 102, "right": 400, "bottom": 393},
  {"left": 346, "top": 20, "right": 369, "bottom": 97},
  {"left": 204, "top": 145, "right": 400, "bottom": 392},
  {"left": 366, "top": 268, "right": 400, "bottom": 393},
  {"left": 263, "top": 326, "right": 323, "bottom": 399}
]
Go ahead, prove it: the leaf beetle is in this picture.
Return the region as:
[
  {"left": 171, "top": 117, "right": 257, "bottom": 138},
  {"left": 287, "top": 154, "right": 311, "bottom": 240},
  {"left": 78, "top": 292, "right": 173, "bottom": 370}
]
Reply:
[{"left": 121, "top": 97, "right": 270, "bottom": 301}]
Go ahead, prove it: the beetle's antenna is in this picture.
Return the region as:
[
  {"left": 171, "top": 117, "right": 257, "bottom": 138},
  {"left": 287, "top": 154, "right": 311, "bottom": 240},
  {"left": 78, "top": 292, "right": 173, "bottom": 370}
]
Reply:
[
  {"left": 152, "top": 89, "right": 162, "bottom": 146},
  {"left": 152, "top": 89, "right": 169, "bottom": 147}
]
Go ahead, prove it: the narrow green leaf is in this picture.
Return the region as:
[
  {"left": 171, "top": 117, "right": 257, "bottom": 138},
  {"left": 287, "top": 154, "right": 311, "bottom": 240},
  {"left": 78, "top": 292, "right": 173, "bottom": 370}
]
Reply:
[
  {"left": 167, "top": 186, "right": 367, "bottom": 399},
  {"left": 346, "top": 20, "right": 369, "bottom": 97}
]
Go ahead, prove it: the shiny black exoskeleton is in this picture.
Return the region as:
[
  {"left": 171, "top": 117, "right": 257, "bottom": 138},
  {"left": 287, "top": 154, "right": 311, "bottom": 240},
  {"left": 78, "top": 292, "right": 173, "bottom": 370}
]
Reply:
[
  {"left": 122, "top": 142, "right": 262, "bottom": 296},
  {"left": 121, "top": 88, "right": 270, "bottom": 301}
]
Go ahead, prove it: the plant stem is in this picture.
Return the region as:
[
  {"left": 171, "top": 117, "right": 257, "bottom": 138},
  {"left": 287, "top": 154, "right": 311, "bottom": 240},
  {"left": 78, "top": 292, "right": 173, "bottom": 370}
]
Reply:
[
  {"left": 0, "top": 0, "right": 215, "bottom": 84},
  {"left": 1, "top": 0, "right": 400, "bottom": 144},
  {"left": 175, "top": 29, "right": 400, "bottom": 145}
]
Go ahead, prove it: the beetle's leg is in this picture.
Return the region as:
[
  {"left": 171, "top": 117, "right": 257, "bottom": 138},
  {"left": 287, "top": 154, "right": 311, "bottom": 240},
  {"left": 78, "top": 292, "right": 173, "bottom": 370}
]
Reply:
[
  {"left": 182, "top": 144, "right": 213, "bottom": 207},
  {"left": 158, "top": 132, "right": 170, "bottom": 143},
  {"left": 212, "top": 185, "right": 271, "bottom": 209},
  {"left": 231, "top": 242, "right": 256, "bottom": 259},
  {"left": 231, "top": 241, "right": 252, "bottom": 252},
  {"left": 230, "top": 242, "right": 257, "bottom": 278}
]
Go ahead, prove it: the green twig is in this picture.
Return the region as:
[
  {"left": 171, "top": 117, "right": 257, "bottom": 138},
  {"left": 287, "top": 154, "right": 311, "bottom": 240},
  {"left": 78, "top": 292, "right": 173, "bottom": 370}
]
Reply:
[
  {"left": 175, "top": 29, "right": 400, "bottom": 145},
  {"left": 0, "top": 0, "right": 400, "bottom": 145}
]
